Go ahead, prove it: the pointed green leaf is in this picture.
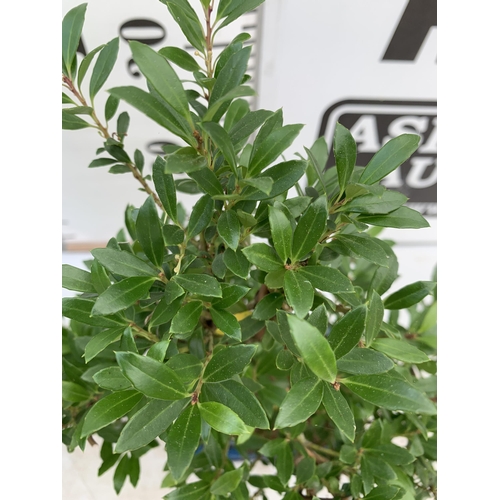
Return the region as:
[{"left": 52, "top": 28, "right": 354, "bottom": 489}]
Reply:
[
  {"left": 188, "top": 167, "right": 224, "bottom": 196},
  {"left": 62, "top": 381, "right": 90, "bottom": 402},
  {"left": 91, "top": 248, "right": 159, "bottom": 277},
  {"left": 288, "top": 315, "right": 337, "bottom": 383},
  {"left": 358, "top": 206, "right": 430, "bottom": 229},
  {"left": 253, "top": 292, "right": 284, "bottom": 321},
  {"left": 89, "top": 37, "right": 119, "bottom": 100},
  {"left": 212, "top": 284, "right": 250, "bottom": 309},
  {"left": 166, "top": 354, "right": 203, "bottom": 386},
  {"left": 198, "top": 402, "right": 248, "bottom": 435},
  {"left": 152, "top": 156, "right": 178, "bottom": 223},
  {"left": 274, "top": 377, "right": 323, "bottom": 429},
  {"left": 149, "top": 295, "right": 184, "bottom": 328},
  {"left": 276, "top": 443, "right": 294, "bottom": 485},
  {"left": 62, "top": 111, "right": 92, "bottom": 130},
  {"left": 209, "top": 308, "right": 241, "bottom": 340},
  {"left": 84, "top": 327, "right": 124, "bottom": 362},
  {"left": 113, "top": 455, "right": 129, "bottom": 494},
  {"left": 365, "top": 444, "right": 415, "bottom": 466},
  {"left": 216, "top": 0, "right": 265, "bottom": 28},
  {"left": 159, "top": 46, "right": 201, "bottom": 72},
  {"left": 269, "top": 206, "right": 293, "bottom": 263},
  {"left": 62, "top": 264, "right": 95, "bottom": 293},
  {"left": 210, "top": 467, "right": 244, "bottom": 496},
  {"left": 217, "top": 210, "right": 241, "bottom": 251},
  {"left": 202, "top": 122, "right": 238, "bottom": 176},
  {"left": 81, "top": 390, "right": 142, "bottom": 437},
  {"left": 164, "top": 148, "right": 207, "bottom": 173},
  {"left": 62, "top": 297, "right": 127, "bottom": 327},
  {"left": 203, "top": 345, "right": 257, "bottom": 383},
  {"left": 116, "top": 351, "right": 188, "bottom": 400},
  {"left": 365, "top": 289, "right": 384, "bottom": 346},
  {"left": 334, "top": 234, "right": 390, "bottom": 267},
  {"left": 342, "top": 372, "right": 436, "bottom": 414},
  {"left": 186, "top": 194, "right": 214, "bottom": 239},
  {"left": 172, "top": 274, "right": 222, "bottom": 298},
  {"left": 62, "top": 3, "right": 87, "bottom": 76},
  {"left": 223, "top": 248, "right": 250, "bottom": 278},
  {"left": 284, "top": 271, "right": 314, "bottom": 319},
  {"left": 170, "top": 300, "right": 203, "bottom": 334},
  {"left": 328, "top": 305, "right": 367, "bottom": 359},
  {"left": 229, "top": 109, "right": 274, "bottom": 151},
  {"left": 322, "top": 383, "right": 355, "bottom": 442},
  {"left": 371, "top": 338, "right": 429, "bottom": 364},
  {"left": 136, "top": 196, "right": 165, "bottom": 267},
  {"left": 241, "top": 243, "right": 283, "bottom": 272},
  {"left": 340, "top": 189, "right": 407, "bottom": 215},
  {"left": 384, "top": 281, "right": 436, "bottom": 310},
  {"left": 166, "top": 404, "right": 201, "bottom": 480},
  {"left": 334, "top": 123, "right": 357, "bottom": 194},
  {"left": 291, "top": 196, "right": 327, "bottom": 262},
  {"left": 93, "top": 366, "right": 132, "bottom": 391},
  {"left": 116, "top": 398, "right": 189, "bottom": 453},
  {"left": 91, "top": 276, "right": 155, "bottom": 316},
  {"left": 308, "top": 304, "right": 328, "bottom": 335},
  {"left": 298, "top": 265, "right": 354, "bottom": 295},
  {"left": 337, "top": 347, "right": 393, "bottom": 375},
  {"left": 203, "top": 85, "right": 256, "bottom": 123}
]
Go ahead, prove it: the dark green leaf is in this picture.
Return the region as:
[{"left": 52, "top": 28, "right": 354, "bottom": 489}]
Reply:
[
  {"left": 365, "top": 289, "right": 384, "bottom": 346},
  {"left": 166, "top": 404, "right": 201, "bottom": 480},
  {"left": 328, "top": 305, "right": 367, "bottom": 358},
  {"left": 333, "top": 234, "right": 389, "bottom": 267},
  {"left": 198, "top": 402, "right": 248, "bottom": 435},
  {"left": 104, "top": 94, "right": 120, "bottom": 122},
  {"left": 113, "top": 455, "right": 129, "bottom": 494},
  {"left": 159, "top": 46, "right": 200, "bottom": 71},
  {"left": 116, "top": 398, "right": 188, "bottom": 453},
  {"left": 240, "top": 177, "right": 274, "bottom": 195},
  {"left": 164, "top": 480, "right": 210, "bottom": 500},
  {"left": 288, "top": 315, "right": 337, "bottom": 383},
  {"left": 216, "top": 0, "right": 265, "bottom": 28},
  {"left": 84, "top": 327, "right": 124, "bottom": 362},
  {"left": 242, "top": 243, "right": 283, "bottom": 272},
  {"left": 147, "top": 340, "right": 171, "bottom": 362},
  {"left": 268, "top": 206, "right": 292, "bottom": 263},
  {"left": 210, "top": 467, "right": 244, "bottom": 496},
  {"left": 116, "top": 351, "right": 188, "bottom": 400},
  {"left": 88, "top": 158, "right": 117, "bottom": 168},
  {"left": 342, "top": 372, "right": 436, "bottom": 414},
  {"left": 322, "top": 382, "right": 355, "bottom": 442},
  {"left": 229, "top": 109, "right": 274, "bottom": 151},
  {"left": 62, "top": 297, "right": 127, "bottom": 327},
  {"left": 253, "top": 292, "right": 284, "bottom": 321},
  {"left": 284, "top": 271, "right": 314, "bottom": 319},
  {"left": 274, "top": 377, "right": 323, "bottom": 429},
  {"left": 77, "top": 44, "right": 104, "bottom": 89},
  {"left": 363, "top": 485, "right": 402, "bottom": 500},
  {"left": 62, "top": 381, "right": 90, "bottom": 402},
  {"left": 384, "top": 281, "right": 436, "bottom": 310},
  {"left": 365, "top": 444, "right": 415, "bottom": 465},
  {"left": 152, "top": 156, "right": 178, "bottom": 223},
  {"left": 172, "top": 274, "right": 222, "bottom": 298},
  {"left": 62, "top": 264, "right": 95, "bottom": 293},
  {"left": 212, "top": 283, "right": 250, "bottom": 309},
  {"left": 136, "top": 196, "right": 165, "bottom": 267},
  {"left": 308, "top": 304, "right": 328, "bottom": 335},
  {"left": 298, "top": 265, "right": 354, "bottom": 295},
  {"left": 186, "top": 194, "right": 214, "bottom": 239},
  {"left": 93, "top": 366, "right": 133, "bottom": 391},
  {"left": 91, "top": 248, "right": 158, "bottom": 277},
  {"left": 89, "top": 37, "right": 119, "bottom": 100},
  {"left": 217, "top": 210, "right": 241, "bottom": 251},
  {"left": 81, "top": 390, "right": 142, "bottom": 436},
  {"left": 62, "top": 3, "right": 87, "bottom": 76},
  {"left": 62, "top": 92, "right": 76, "bottom": 104},
  {"left": 165, "top": 354, "right": 203, "bottom": 386},
  {"left": 188, "top": 168, "right": 224, "bottom": 196},
  {"left": 369, "top": 240, "right": 399, "bottom": 296},
  {"left": 91, "top": 276, "right": 155, "bottom": 316},
  {"left": 170, "top": 300, "right": 203, "bottom": 334},
  {"left": 337, "top": 347, "right": 394, "bottom": 375},
  {"left": 117, "top": 112, "right": 130, "bottom": 138},
  {"left": 62, "top": 106, "right": 94, "bottom": 115},
  {"left": 164, "top": 148, "right": 207, "bottom": 173},
  {"left": 202, "top": 85, "right": 255, "bottom": 123},
  {"left": 358, "top": 206, "right": 430, "bottom": 229},
  {"left": 202, "top": 122, "right": 238, "bottom": 176},
  {"left": 223, "top": 248, "right": 250, "bottom": 278},
  {"left": 359, "top": 134, "right": 420, "bottom": 185},
  {"left": 209, "top": 308, "right": 241, "bottom": 340},
  {"left": 149, "top": 295, "right": 184, "bottom": 328},
  {"left": 203, "top": 345, "right": 257, "bottom": 383},
  {"left": 291, "top": 196, "right": 327, "bottom": 262},
  {"left": 276, "top": 443, "right": 294, "bottom": 485},
  {"left": 371, "top": 338, "right": 429, "bottom": 364},
  {"left": 334, "top": 123, "right": 357, "bottom": 194},
  {"left": 62, "top": 111, "right": 92, "bottom": 130}
]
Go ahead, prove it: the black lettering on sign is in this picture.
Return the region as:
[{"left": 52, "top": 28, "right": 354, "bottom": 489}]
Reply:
[
  {"left": 318, "top": 99, "right": 437, "bottom": 216},
  {"left": 120, "top": 19, "right": 167, "bottom": 78},
  {"left": 77, "top": 37, "right": 87, "bottom": 57},
  {"left": 382, "top": 0, "right": 436, "bottom": 61},
  {"left": 146, "top": 141, "right": 179, "bottom": 156}
]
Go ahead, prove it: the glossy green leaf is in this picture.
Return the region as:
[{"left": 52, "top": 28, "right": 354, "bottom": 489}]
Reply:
[
  {"left": 358, "top": 206, "right": 430, "bottom": 229},
  {"left": 198, "top": 402, "right": 248, "bottom": 435},
  {"left": 91, "top": 276, "right": 155, "bottom": 316},
  {"left": 203, "top": 345, "right": 257, "bottom": 383},
  {"left": 203, "top": 85, "right": 256, "bottom": 123},
  {"left": 170, "top": 300, "right": 203, "bottom": 334},
  {"left": 149, "top": 295, "right": 184, "bottom": 328},
  {"left": 89, "top": 37, "right": 119, "bottom": 100},
  {"left": 291, "top": 196, "right": 327, "bottom": 262},
  {"left": 209, "top": 307, "right": 241, "bottom": 340},
  {"left": 328, "top": 305, "right": 367, "bottom": 358},
  {"left": 136, "top": 196, "right": 165, "bottom": 267},
  {"left": 365, "top": 289, "right": 384, "bottom": 346},
  {"left": 334, "top": 123, "right": 357, "bottom": 194},
  {"left": 340, "top": 190, "right": 407, "bottom": 215},
  {"left": 172, "top": 274, "right": 222, "bottom": 298},
  {"left": 298, "top": 265, "right": 354, "bottom": 295},
  {"left": 203, "top": 380, "right": 269, "bottom": 429},
  {"left": 371, "top": 338, "right": 429, "bottom": 364},
  {"left": 384, "top": 281, "right": 436, "bottom": 310},
  {"left": 164, "top": 148, "right": 207, "bottom": 174},
  {"left": 93, "top": 367, "right": 132, "bottom": 391},
  {"left": 62, "top": 3, "right": 87, "bottom": 76},
  {"left": 229, "top": 109, "right": 274, "bottom": 151},
  {"left": 130, "top": 41, "right": 191, "bottom": 122},
  {"left": 217, "top": 210, "right": 241, "bottom": 251},
  {"left": 337, "top": 348, "right": 393, "bottom": 375},
  {"left": 166, "top": 404, "right": 201, "bottom": 480},
  {"left": 77, "top": 44, "right": 105, "bottom": 89},
  {"left": 268, "top": 206, "right": 293, "bottom": 263},
  {"left": 288, "top": 315, "right": 337, "bottom": 383},
  {"left": 275, "top": 443, "right": 294, "bottom": 485},
  {"left": 333, "top": 234, "right": 389, "bottom": 267},
  {"left": 152, "top": 156, "right": 178, "bottom": 223},
  {"left": 113, "top": 455, "right": 129, "bottom": 494},
  {"left": 62, "top": 106, "right": 94, "bottom": 115},
  {"left": 308, "top": 304, "right": 328, "bottom": 334},
  {"left": 147, "top": 340, "right": 171, "bottom": 362},
  {"left": 274, "top": 377, "right": 323, "bottom": 429},
  {"left": 284, "top": 271, "right": 314, "bottom": 319},
  {"left": 62, "top": 264, "right": 95, "bottom": 293},
  {"left": 359, "top": 134, "right": 420, "bottom": 185},
  {"left": 81, "top": 390, "right": 142, "bottom": 436},
  {"left": 253, "top": 292, "right": 284, "bottom": 321},
  {"left": 116, "top": 351, "right": 188, "bottom": 400},
  {"left": 188, "top": 168, "right": 224, "bottom": 197},
  {"left": 104, "top": 94, "right": 120, "bottom": 122},
  {"left": 210, "top": 467, "right": 244, "bottom": 496},
  {"left": 216, "top": 0, "right": 265, "bottom": 28},
  {"left": 91, "top": 248, "right": 158, "bottom": 277},
  {"left": 212, "top": 284, "right": 250, "bottom": 309},
  {"left": 186, "top": 194, "right": 214, "bottom": 239},
  {"left": 84, "top": 327, "right": 124, "bottom": 362},
  {"left": 202, "top": 122, "right": 238, "bottom": 176},
  {"left": 62, "top": 381, "right": 90, "bottom": 402},
  {"left": 159, "top": 46, "right": 200, "bottom": 72},
  {"left": 366, "top": 444, "right": 415, "bottom": 465},
  {"left": 342, "top": 372, "right": 436, "bottom": 414},
  {"left": 62, "top": 297, "right": 127, "bottom": 327},
  {"left": 223, "top": 248, "right": 250, "bottom": 278},
  {"left": 62, "top": 111, "right": 92, "bottom": 130},
  {"left": 363, "top": 485, "right": 401, "bottom": 500},
  {"left": 116, "top": 398, "right": 188, "bottom": 453},
  {"left": 242, "top": 243, "right": 283, "bottom": 272},
  {"left": 166, "top": 354, "right": 203, "bottom": 385},
  {"left": 322, "top": 382, "right": 355, "bottom": 442}
]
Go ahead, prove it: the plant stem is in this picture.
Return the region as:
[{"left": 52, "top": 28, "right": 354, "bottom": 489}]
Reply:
[{"left": 129, "top": 322, "right": 159, "bottom": 343}]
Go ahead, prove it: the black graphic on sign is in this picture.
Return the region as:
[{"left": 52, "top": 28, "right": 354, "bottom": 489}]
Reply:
[
  {"left": 318, "top": 99, "right": 436, "bottom": 216},
  {"left": 382, "top": 0, "right": 437, "bottom": 61}
]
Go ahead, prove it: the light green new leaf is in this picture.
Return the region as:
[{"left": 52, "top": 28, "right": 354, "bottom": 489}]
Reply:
[
  {"left": 284, "top": 271, "right": 314, "bottom": 319},
  {"left": 91, "top": 248, "right": 158, "bottom": 277},
  {"left": 342, "top": 372, "right": 436, "bottom": 414},
  {"left": 152, "top": 156, "right": 177, "bottom": 223},
  {"left": 322, "top": 382, "right": 356, "bottom": 442},
  {"left": 384, "top": 281, "right": 436, "bottom": 310},
  {"left": 62, "top": 264, "right": 95, "bottom": 293},
  {"left": 198, "top": 402, "right": 248, "bottom": 435},
  {"left": 116, "top": 351, "right": 188, "bottom": 400},
  {"left": 91, "top": 276, "right": 155, "bottom": 316},
  {"left": 209, "top": 307, "right": 241, "bottom": 340},
  {"left": 269, "top": 206, "right": 293, "bottom": 263},
  {"left": 291, "top": 196, "right": 327, "bottom": 262},
  {"left": 358, "top": 206, "right": 430, "bottom": 229},
  {"left": 89, "top": 37, "right": 119, "bottom": 100},
  {"left": 62, "top": 3, "right": 87, "bottom": 76},
  {"left": 170, "top": 300, "right": 203, "bottom": 334},
  {"left": 115, "top": 398, "right": 188, "bottom": 453},
  {"left": 166, "top": 404, "right": 201, "bottom": 480},
  {"left": 84, "top": 327, "right": 124, "bottom": 362},
  {"left": 371, "top": 338, "right": 429, "bottom": 364},
  {"left": 288, "top": 315, "right": 337, "bottom": 383},
  {"left": 241, "top": 243, "right": 283, "bottom": 272},
  {"left": 186, "top": 194, "right": 214, "bottom": 239},
  {"left": 81, "top": 390, "right": 142, "bottom": 437},
  {"left": 210, "top": 467, "right": 244, "bottom": 496},
  {"left": 365, "top": 289, "right": 384, "bottom": 346},
  {"left": 334, "top": 122, "right": 357, "bottom": 194},
  {"left": 274, "top": 377, "right": 323, "bottom": 429},
  {"left": 328, "top": 305, "right": 367, "bottom": 358},
  {"left": 136, "top": 196, "right": 165, "bottom": 267},
  {"left": 358, "top": 134, "right": 420, "bottom": 185},
  {"left": 130, "top": 41, "right": 191, "bottom": 123},
  {"left": 337, "top": 348, "right": 394, "bottom": 375},
  {"left": 172, "top": 274, "right": 222, "bottom": 298},
  {"left": 217, "top": 210, "right": 241, "bottom": 251},
  {"left": 203, "top": 345, "right": 257, "bottom": 383}
]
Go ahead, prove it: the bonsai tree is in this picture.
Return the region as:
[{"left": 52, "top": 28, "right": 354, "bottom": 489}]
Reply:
[{"left": 62, "top": 1, "right": 437, "bottom": 499}]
